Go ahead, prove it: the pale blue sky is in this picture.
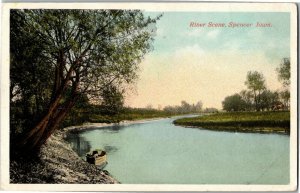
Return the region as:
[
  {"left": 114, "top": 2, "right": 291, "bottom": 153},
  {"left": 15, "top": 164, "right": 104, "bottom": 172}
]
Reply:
[
  {"left": 126, "top": 12, "right": 290, "bottom": 109},
  {"left": 149, "top": 12, "right": 289, "bottom": 61}
]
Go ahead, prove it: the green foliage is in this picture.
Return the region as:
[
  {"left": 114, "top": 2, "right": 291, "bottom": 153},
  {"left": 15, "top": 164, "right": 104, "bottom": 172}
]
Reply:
[
  {"left": 10, "top": 10, "right": 54, "bottom": 135},
  {"left": 119, "top": 107, "right": 178, "bottom": 120},
  {"left": 202, "top": 108, "right": 218, "bottom": 113},
  {"left": 174, "top": 111, "right": 290, "bottom": 134},
  {"left": 245, "top": 71, "right": 266, "bottom": 92},
  {"left": 10, "top": 9, "right": 161, "bottom": 150},
  {"left": 280, "top": 89, "right": 290, "bottom": 109},
  {"left": 239, "top": 90, "right": 254, "bottom": 111},
  {"left": 244, "top": 71, "right": 266, "bottom": 111},
  {"left": 99, "top": 84, "right": 124, "bottom": 115},
  {"left": 223, "top": 59, "right": 290, "bottom": 113},
  {"left": 163, "top": 100, "right": 203, "bottom": 114},
  {"left": 259, "top": 90, "right": 279, "bottom": 111},
  {"left": 222, "top": 94, "right": 247, "bottom": 112},
  {"left": 276, "top": 58, "right": 290, "bottom": 110},
  {"left": 277, "top": 58, "right": 290, "bottom": 87},
  {"left": 62, "top": 106, "right": 179, "bottom": 126}
]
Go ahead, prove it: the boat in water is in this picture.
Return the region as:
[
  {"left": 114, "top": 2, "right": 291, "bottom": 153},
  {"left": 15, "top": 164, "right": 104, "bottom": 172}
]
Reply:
[{"left": 86, "top": 149, "right": 107, "bottom": 168}]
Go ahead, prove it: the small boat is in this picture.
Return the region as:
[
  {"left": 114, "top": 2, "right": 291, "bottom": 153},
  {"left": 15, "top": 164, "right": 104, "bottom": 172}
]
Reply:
[{"left": 86, "top": 149, "right": 107, "bottom": 168}]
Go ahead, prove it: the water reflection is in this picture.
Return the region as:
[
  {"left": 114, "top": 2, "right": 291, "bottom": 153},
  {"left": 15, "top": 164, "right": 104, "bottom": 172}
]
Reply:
[
  {"left": 103, "top": 145, "right": 118, "bottom": 153},
  {"left": 66, "top": 132, "right": 119, "bottom": 156},
  {"left": 101, "top": 125, "right": 124, "bottom": 133},
  {"left": 66, "top": 133, "right": 91, "bottom": 157},
  {"left": 65, "top": 117, "right": 289, "bottom": 184},
  {"left": 80, "top": 125, "right": 125, "bottom": 134}
]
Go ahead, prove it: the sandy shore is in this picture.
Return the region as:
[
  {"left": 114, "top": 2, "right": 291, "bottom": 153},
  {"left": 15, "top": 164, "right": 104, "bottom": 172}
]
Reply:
[{"left": 10, "top": 117, "right": 165, "bottom": 184}]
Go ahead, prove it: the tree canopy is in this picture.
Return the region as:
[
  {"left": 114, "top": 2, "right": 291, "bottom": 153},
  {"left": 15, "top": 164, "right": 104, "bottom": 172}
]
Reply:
[
  {"left": 222, "top": 58, "right": 290, "bottom": 112},
  {"left": 163, "top": 100, "right": 203, "bottom": 114},
  {"left": 222, "top": 94, "right": 246, "bottom": 112},
  {"left": 277, "top": 58, "right": 290, "bottom": 87},
  {"left": 10, "top": 9, "right": 161, "bottom": 152},
  {"left": 244, "top": 71, "right": 266, "bottom": 111}
]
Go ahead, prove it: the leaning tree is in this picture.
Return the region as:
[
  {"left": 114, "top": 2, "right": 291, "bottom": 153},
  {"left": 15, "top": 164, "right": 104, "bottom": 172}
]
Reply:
[{"left": 10, "top": 9, "right": 160, "bottom": 152}]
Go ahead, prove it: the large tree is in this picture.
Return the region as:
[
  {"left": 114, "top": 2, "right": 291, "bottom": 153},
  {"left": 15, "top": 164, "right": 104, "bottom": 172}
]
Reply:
[
  {"left": 276, "top": 58, "right": 290, "bottom": 87},
  {"left": 244, "top": 71, "right": 266, "bottom": 111},
  {"left": 259, "top": 90, "right": 280, "bottom": 111},
  {"left": 276, "top": 58, "right": 290, "bottom": 110},
  {"left": 239, "top": 90, "right": 254, "bottom": 111},
  {"left": 10, "top": 9, "right": 160, "bottom": 152},
  {"left": 222, "top": 94, "right": 247, "bottom": 112}
]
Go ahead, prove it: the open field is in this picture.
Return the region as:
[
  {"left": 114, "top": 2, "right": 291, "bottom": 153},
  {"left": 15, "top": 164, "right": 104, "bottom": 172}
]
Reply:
[{"left": 173, "top": 111, "right": 290, "bottom": 134}]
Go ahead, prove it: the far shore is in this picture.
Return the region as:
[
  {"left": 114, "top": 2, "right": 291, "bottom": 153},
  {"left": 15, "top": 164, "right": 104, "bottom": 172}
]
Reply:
[
  {"left": 173, "top": 111, "right": 290, "bottom": 135},
  {"left": 63, "top": 116, "right": 169, "bottom": 133},
  {"left": 10, "top": 112, "right": 289, "bottom": 184}
]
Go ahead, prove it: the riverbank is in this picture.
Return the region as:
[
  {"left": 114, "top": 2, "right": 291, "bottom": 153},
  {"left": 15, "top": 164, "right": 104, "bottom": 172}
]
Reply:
[
  {"left": 10, "top": 117, "right": 168, "bottom": 184},
  {"left": 64, "top": 117, "right": 168, "bottom": 133},
  {"left": 173, "top": 111, "right": 290, "bottom": 134},
  {"left": 10, "top": 128, "right": 119, "bottom": 183},
  {"left": 63, "top": 106, "right": 185, "bottom": 127}
]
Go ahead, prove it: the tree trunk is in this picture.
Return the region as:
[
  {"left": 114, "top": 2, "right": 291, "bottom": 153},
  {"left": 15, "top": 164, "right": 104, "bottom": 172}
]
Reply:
[
  {"left": 253, "top": 91, "right": 258, "bottom": 111},
  {"left": 18, "top": 76, "right": 80, "bottom": 152},
  {"left": 34, "top": 97, "right": 77, "bottom": 150},
  {"left": 17, "top": 51, "right": 84, "bottom": 153},
  {"left": 18, "top": 92, "right": 77, "bottom": 152}
]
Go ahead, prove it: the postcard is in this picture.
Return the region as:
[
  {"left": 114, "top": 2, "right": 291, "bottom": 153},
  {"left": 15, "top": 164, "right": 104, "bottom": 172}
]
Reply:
[{"left": 0, "top": 2, "right": 298, "bottom": 192}]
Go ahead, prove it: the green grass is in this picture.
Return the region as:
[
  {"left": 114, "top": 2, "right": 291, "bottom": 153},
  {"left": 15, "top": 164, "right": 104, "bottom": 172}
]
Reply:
[
  {"left": 173, "top": 111, "right": 290, "bottom": 134},
  {"left": 88, "top": 108, "right": 181, "bottom": 123},
  {"left": 63, "top": 107, "right": 185, "bottom": 127},
  {"left": 88, "top": 112, "right": 172, "bottom": 123}
]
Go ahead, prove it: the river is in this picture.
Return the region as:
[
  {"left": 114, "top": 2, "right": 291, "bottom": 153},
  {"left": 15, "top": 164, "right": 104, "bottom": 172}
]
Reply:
[{"left": 66, "top": 116, "right": 289, "bottom": 184}]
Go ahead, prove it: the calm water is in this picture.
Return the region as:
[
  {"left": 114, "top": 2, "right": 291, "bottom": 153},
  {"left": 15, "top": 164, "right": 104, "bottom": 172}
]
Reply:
[{"left": 66, "top": 117, "right": 289, "bottom": 184}]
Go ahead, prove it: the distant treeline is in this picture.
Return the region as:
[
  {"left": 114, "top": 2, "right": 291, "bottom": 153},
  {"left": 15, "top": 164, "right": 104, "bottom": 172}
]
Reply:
[
  {"left": 163, "top": 101, "right": 203, "bottom": 114},
  {"left": 63, "top": 105, "right": 173, "bottom": 126},
  {"left": 222, "top": 58, "right": 290, "bottom": 112},
  {"left": 63, "top": 100, "right": 207, "bottom": 126}
]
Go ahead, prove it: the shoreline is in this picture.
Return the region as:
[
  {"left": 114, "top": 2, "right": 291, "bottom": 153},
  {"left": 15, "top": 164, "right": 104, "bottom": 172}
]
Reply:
[
  {"left": 10, "top": 127, "right": 119, "bottom": 184},
  {"left": 173, "top": 111, "right": 290, "bottom": 135},
  {"left": 54, "top": 117, "right": 170, "bottom": 183},
  {"left": 12, "top": 117, "right": 168, "bottom": 184},
  {"left": 10, "top": 113, "right": 288, "bottom": 183},
  {"left": 174, "top": 124, "right": 289, "bottom": 135},
  {"left": 63, "top": 117, "right": 169, "bottom": 133}
]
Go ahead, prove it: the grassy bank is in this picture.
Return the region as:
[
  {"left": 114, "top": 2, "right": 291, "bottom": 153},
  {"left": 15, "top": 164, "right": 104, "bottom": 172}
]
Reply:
[
  {"left": 173, "top": 111, "right": 290, "bottom": 134},
  {"left": 63, "top": 107, "right": 186, "bottom": 127},
  {"left": 89, "top": 108, "right": 179, "bottom": 123}
]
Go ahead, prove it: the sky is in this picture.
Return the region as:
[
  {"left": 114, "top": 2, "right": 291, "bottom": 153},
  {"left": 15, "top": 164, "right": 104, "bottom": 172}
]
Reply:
[{"left": 125, "top": 12, "right": 290, "bottom": 110}]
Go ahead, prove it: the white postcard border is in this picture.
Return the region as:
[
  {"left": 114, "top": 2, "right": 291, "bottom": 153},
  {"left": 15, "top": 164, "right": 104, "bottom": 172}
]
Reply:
[{"left": 1, "top": 2, "right": 298, "bottom": 192}]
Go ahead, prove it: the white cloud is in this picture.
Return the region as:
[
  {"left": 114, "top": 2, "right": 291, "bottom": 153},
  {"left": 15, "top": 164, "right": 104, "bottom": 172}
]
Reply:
[
  {"left": 184, "top": 29, "right": 205, "bottom": 37},
  {"left": 247, "top": 28, "right": 264, "bottom": 39},
  {"left": 184, "top": 28, "right": 220, "bottom": 40},
  {"left": 174, "top": 44, "right": 205, "bottom": 58},
  {"left": 206, "top": 30, "right": 220, "bottom": 39}
]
